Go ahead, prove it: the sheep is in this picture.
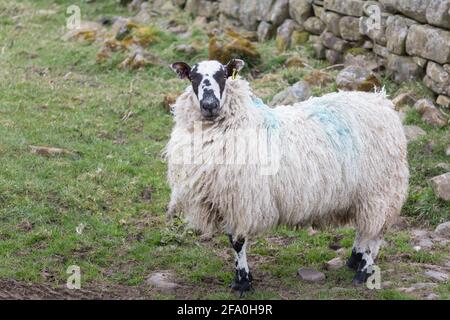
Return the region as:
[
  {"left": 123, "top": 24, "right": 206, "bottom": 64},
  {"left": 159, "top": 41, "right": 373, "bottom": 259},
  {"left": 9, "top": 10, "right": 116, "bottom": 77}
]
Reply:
[{"left": 165, "top": 59, "right": 409, "bottom": 296}]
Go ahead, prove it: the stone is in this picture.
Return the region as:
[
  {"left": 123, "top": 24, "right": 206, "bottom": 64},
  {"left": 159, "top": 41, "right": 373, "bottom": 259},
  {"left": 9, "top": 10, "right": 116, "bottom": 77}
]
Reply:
[
  {"left": 339, "top": 16, "right": 362, "bottom": 41},
  {"left": 403, "top": 125, "right": 426, "bottom": 142},
  {"left": 267, "top": 0, "right": 289, "bottom": 26},
  {"left": 411, "top": 229, "right": 429, "bottom": 238},
  {"left": 426, "top": 62, "right": 450, "bottom": 86},
  {"left": 325, "top": 49, "right": 343, "bottom": 64},
  {"left": 336, "top": 65, "right": 381, "bottom": 91},
  {"left": 386, "top": 54, "right": 424, "bottom": 83},
  {"left": 379, "top": 0, "right": 398, "bottom": 13},
  {"left": 321, "top": 32, "right": 351, "bottom": 52},
  {"left": 257, "top": 21, "right": 277, "bottom": 42},
  {"left": 312, "top": 4, "right": 325, "bottom": 18},
  {"left": 324, "top": 0, "right": 366, "bottom": 16},
  {"left": 344, "top": 52, "right": 384, "bottom": 71},
  {"left": 276, "top": 19, "right": 298, "bottom": 51},
  {"left": 423, "top": 76, "right": 450, "bottom": 97},
  {"left": 385, "top": 15, "right": 417, "bottom": 55},
  {"left": 219, "top": 0, "right": 241, "bottom": 19},
  {"left": 239, "top": 0, "right": 259, "bottom": 30},
  {"left": 414, "top": 99, "right": 448, "bottom": 128},
  {"left": 413, "top": 56, "right": 428, "bottom": 68},
  {"left": 436, "top": 95, "right": 450, "bottom": 108},
  {"left": 359, "top": 13, "right": 390, "bottom": 46},
  {"left": 418, "top": 238, "right": 433, "bottom": 249},
  {"left": 255, "top": 0, "right": 274, "bottom": 21},
  {"left": 289, "top": 0, "right": 313, "bottom": 25},
  {"left": 392, "top": 92, "right": 416, "bottom": 110},
  {"left": 445, "top": 64, "right": 450, "bottom": 74},
  {"left": 325, "top": 257, "right": 344, "bottom": 270},
  {"left": 362, "top": 40, "right": 373, "bottom": 49},
  {"left": 373, "top": 44, "right": 389, "bottom": 58},
  {"left": 430, "top": 173, "right": 450, "bottom": 201},
  {"left": 436, "top": 163, "right": 450, "bottom": 170},
  {"left": 412, "top": 282, "right": 438, "bottom": 290},
  {"left": 434, "top": 221, "right": 450, "bottom": 237},
  {"left": 303, "top": 17, "right": 325, "bottom": 35},
  {"left": 269, "top": 81, "right": 311, "bottom": 106},
  {"left": 424, "top": 270, "right": 449, "bottom": 282},
  {"left": 426, "top": 293, "right": 439, "bottom": 300},
  {"left": 446, "top": 260, "right": 450, "bottom": 268},
  {"left": 146, "top": 271, "right": 179, "bottom": 292},
  {"left": 426, "top": 0, "right": 450, "bottom": 29},
  {"left": 406, "top": 24, "right": 450, "bottom": 65},
  {"left": 395, "top": 0, "right": 430, "bottom": 23},
  {"left": 185, "top": 0, "right": 219, "bottom": 18},
  {"left": 291, "top": 31, "right": 310, "bottom": 46},
  {"left": 313, "top": 42, "right": 326, "bottom": 59},
  {"left": 321, "top": 11, "right": 342, "bottom": 37},
  {"left": 297, "top": 268, "right": 326, "bottom": 282}
]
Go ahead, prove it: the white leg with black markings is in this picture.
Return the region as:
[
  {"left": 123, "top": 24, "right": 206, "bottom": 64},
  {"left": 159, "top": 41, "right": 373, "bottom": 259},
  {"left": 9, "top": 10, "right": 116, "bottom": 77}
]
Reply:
[
  {"left": 349, "top": 236, "right": 382, "bottom": 285},
  {"left": 228, "top": 235, "right": 253, "bottom": 297}
]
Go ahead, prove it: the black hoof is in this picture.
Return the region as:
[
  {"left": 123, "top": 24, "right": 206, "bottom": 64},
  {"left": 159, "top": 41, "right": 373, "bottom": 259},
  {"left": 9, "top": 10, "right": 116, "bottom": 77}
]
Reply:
[
  {"left": 230, "top": 271, "right": 253, "bottom": 298},
  {"left": 230, "top": 279, "right": 253, "bottom": 297},
  {"left": 352, "top": 270, "right": 369, "bottom": 285},
  {"left": 346, "top": 250, "right": 363, "bottom": 271}
]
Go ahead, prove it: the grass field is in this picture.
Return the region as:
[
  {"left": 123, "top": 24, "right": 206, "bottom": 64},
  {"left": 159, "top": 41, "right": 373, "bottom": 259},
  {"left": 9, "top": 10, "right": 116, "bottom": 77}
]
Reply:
[{"left": 0, "top": 0, "right": 449, "bottom": 299}]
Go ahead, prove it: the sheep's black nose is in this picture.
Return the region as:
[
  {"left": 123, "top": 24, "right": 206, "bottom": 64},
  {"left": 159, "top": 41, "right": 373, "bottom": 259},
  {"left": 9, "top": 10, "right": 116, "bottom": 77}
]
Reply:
[{"left": 201, "top": 100, "right": 219, "bottom": 111}]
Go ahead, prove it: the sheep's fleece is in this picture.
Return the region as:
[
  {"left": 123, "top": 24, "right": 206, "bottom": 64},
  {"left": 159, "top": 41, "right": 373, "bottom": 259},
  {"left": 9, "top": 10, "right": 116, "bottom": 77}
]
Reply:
[{"left": 165, "top": 78, "right": 409, "bottom": 240}]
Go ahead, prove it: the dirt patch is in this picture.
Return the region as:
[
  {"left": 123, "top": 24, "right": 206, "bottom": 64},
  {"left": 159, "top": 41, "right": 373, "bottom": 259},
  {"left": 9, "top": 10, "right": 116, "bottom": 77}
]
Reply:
[{"left": 0, "top": 279, "right": 153, "bottom": 300}]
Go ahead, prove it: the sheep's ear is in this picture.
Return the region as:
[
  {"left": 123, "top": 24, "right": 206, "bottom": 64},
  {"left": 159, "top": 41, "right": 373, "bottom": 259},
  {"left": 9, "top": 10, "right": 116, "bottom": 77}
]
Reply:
[
  {"left": 170, "top": 62, "right": 191, "bottom": 80},
  {"left": 225, "top": 59, "right": 245, "bottom": 78}
]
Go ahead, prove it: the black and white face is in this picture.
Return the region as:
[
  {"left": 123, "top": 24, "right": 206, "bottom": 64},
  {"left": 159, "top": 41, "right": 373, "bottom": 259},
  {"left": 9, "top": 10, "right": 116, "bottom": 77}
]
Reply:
[{"left": 171, "top": 59, "right": 245, "bottom": 120}]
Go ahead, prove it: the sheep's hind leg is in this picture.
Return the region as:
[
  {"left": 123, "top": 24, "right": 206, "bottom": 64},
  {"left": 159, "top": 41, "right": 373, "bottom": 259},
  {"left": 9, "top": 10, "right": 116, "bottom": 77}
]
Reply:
[
  {"left": 228, "top": 235, "right": 253, "bottom": 297},
  {"left": 351, "top": 238, "right": 381, "bottom": 285}
]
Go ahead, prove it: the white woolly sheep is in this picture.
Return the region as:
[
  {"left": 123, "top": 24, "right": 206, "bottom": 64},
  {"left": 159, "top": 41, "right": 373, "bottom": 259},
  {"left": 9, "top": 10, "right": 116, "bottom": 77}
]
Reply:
[{"left": 165, "top": 59, "right": 409, "bottom": 296}]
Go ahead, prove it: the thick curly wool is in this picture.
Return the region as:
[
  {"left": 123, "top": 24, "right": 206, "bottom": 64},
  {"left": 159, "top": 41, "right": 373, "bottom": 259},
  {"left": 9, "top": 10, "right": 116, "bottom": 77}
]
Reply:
[{"left": 165, "top": 78, "right": 409, "bottom": 239}]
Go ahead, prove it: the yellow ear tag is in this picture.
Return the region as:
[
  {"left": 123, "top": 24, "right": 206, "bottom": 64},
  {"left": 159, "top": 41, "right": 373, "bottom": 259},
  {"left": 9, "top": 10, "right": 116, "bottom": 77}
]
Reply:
[{"left": 231, "top": 68, "right": 237, "bottom": 80}]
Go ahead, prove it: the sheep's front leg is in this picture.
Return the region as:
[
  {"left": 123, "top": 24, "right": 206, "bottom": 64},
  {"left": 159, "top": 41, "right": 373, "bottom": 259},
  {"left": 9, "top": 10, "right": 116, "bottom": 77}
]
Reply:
[{"left": 228, "top": 235, "right": 253, "bottom": 297}]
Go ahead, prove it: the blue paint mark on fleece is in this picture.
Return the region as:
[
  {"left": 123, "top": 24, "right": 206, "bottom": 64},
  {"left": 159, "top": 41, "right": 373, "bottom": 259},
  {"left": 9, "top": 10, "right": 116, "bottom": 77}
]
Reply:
[
  {"left": 250, "top": 95, "right": 280, "bottom": 131},
  {"left": 306, "top": 104, "right": 359, "bottom": 159}
]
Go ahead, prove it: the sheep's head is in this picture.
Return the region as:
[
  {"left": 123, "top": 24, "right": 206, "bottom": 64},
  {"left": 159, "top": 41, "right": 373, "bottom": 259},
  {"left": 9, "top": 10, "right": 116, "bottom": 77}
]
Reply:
[{"left": 170, "top": 59, "right": 244, "bottom": 120}]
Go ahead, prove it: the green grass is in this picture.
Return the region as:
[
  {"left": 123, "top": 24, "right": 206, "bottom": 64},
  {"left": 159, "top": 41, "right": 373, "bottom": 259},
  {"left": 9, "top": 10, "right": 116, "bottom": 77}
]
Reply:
[{"left": 0, "top": 0, "right": 448, "bottom": 300}]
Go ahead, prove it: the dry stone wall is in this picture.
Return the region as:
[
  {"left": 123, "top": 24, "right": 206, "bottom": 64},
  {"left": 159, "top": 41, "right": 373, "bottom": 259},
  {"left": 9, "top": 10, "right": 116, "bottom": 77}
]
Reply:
[{"left": 173, "top": 0, "right": 450, "bottom": 108}]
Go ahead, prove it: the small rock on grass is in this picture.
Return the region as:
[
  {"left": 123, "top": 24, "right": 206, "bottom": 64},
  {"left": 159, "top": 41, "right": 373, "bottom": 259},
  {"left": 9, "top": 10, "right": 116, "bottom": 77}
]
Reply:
[
  {"left": 146, "top": 271, "right": 179, "bottom": 293},
  {"left": 426, "top": 293, "right": 439, "bottom": 300},
  {"left": 336, "top": 65, "right": 381, "bottom": 92},
  {"left": 403, "top": 125, "right": 426, "bottom": 143},
  {"left": 430, "top": 173, "right": 450, "bottom": 202},
  {"left": 269, "top": 81, "right": 311, "bottom": 106},
  {"left": 418, "top": 238, "right": 433, "bottom": 249},
  {"left": 324, "top": 257, "right": 344, "bottom": 271},
  {"left": 297, "top": 268, "right": 325, "bottom": 282},
  {"left": 412, "top": 282, "right": 438, "bottom": 290},
  {"left": 392, "top": 92, "right": 416, "bottom": 110},
  {"left": 414, "top": 99, "right": 449, "bottom": 128},
  {"left": 434, "top": 221, "right": 450, "bottom": 237},
  {"left": 424, "top": 270, "right": 449, "bottom": 282}
]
